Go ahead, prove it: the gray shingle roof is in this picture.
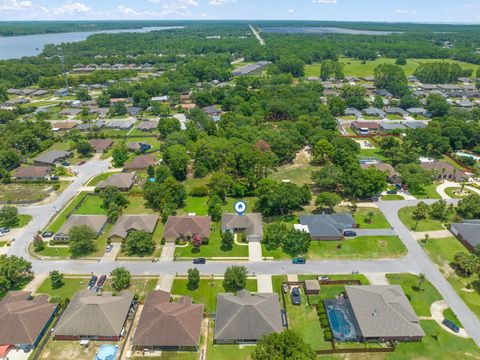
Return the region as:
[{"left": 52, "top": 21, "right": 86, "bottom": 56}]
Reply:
[
  {"left": 346, "top": 285, "right": 424, "bottom": 339},
  {"left": 451, "top": 222, "right": 480, "bottom": 248},
  {"left": 57, "top": 215, "right": 108, "bottom": 236},
  {"left": 97, "top": 173, "right": 135, "bottom": 190},
  {"left": 299, "top": 214, "right": 355, "bottom": 238},
  {"left": 109, "top": 214, "right": 159, "bottom": 239},
  {"left": 33, "top": 150, "right": 71, "bottom": 165},
  {"left": 221, "top": 213, "right": 263, "bottom": 241},
  {"left": 54, "top": 290, "right": 133, "bottom": 338},
  {"left": 214, "top": 290, "right": 283, "bottom": 342}
]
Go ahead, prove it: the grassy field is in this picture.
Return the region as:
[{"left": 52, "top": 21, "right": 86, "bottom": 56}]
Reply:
[
  {"left": 17, "top": 214, "right": 32, "bottom": 227},
  {"left": 410, "top": 182, "right": 441, "bottom": 199},
  {"left": 386, "top": 273, "right": 442, "bottom": 317},
  {"left": 445, "top": 187, "right": 475, "bottom": 199},
  {"left": 75, "top": 195, "right": 106, "bottom": 215},
  {"left": 171, "top": 278, "right": 257, "bottom": 313},
  {"left": 44, "top": 192, "right": 89, "bottom": 232},
  {"left": 381, "top": 194, "right": 404, "bottom": 200},
  {"left": 268, "top": 165, "right": 319, "bottom": 186},
  {"left": 179, "top": 196, "right": 257, "bottom": 216},
  {"left": 36, "top": 276, "right": 90, "bottom": 300},
  {"left": 398, "top": 206, "right": 446, "bottom": 231},
  {"left": 102, "top": 277, "right": 157, "bottom": 300},
  {"left": 358, "top": 148, "right": 388, "bottom": 161},
  {"left": 174, "top": 223, "right": 248, "bottom": 258},
  {"left": 423, "top": 237, "right": 480, "bottom": 318},
  {"left": 308, "top": 236, "right": 406, "bottom": 260},
  {"left": 0, "top": 183, "right": 57, "bottom": 203},
  {"left": 353, "top": 207, "right": 391, "bottom": 229},
  {"left": 38, "top": 339, "right": 114, "bottom": 360},
  {"left": 304, "top": 57, "right": 477, "bottom": 78}
]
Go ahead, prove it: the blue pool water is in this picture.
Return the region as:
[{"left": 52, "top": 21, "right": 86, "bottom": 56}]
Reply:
[
  {"left": 327, "top": 308, "right": 355, "bottom": 340},
  {"left": 455, "top": 152, "right": 480, "bottom": 161},
  {"left": 95, "top": 345, "right": 118, "bottom": 360}
]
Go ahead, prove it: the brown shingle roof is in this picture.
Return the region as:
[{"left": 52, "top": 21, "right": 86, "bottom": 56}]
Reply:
[
  {"left": 88, "top": 139, "right": 113, "bottom": 152},
  {"left": 163, "top": 216, "right": 211, "bottom": 239},
  {"left": 96, "top": 173, "right": 135, "bottom": 190},
  {"left": 109, "top": 214, "right": 159, "bottom": 239},
  {"left": 360, "top": 163, "right": 399, "bottom": 177},
  {"left": 13, "top": 166, "right": 50, "bottom": 179},
  {"left": 0, "top": 291, "right": 56, "bottom": 346},
  {"left": 51, "top": 121, "right": 78, "bottom": 130},
  {"left": 57, "top": 215, "right": 108, "bottom": 236},
  {"left": 123, "top": 155, "right": 156, "bottom": 170},
  {"left": 133, "top": 291, "right": 203, "bottom": 348},
  {"left": 351, "top": 121, "right": 380, "bottom": 130}
]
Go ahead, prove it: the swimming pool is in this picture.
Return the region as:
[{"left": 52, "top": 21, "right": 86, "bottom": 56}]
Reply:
[
  {"left": 95, "top": 345, "right": 118, "bottom": 360},
  {"left": 455, "top": 151, "right": 480, "bottom": 161}
]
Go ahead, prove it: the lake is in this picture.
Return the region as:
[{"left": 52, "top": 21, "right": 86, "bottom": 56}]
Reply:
[
  {"left": 0, "top": 26, "right": 182, "bottom": 60},
  {"left": 261, "top": 27, "right": 401, "bottom": 35}
]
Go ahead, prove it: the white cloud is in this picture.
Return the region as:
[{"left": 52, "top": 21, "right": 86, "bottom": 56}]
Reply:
[
  {"left": 116, "top": 5, "right": 140, "bottom": 16},
  {"left": 0, "top": 0, "right": 32, "bottom": 11},
  {"left": 288, "top": 9, "right": 294, "bottom": 13},
  {"left": 209, "top": 0, "right": 236, "bottom": 6},
  {"left": 312, "top": 0, "right": 337, "bottom": 4},
  {"left": 52, "top": 2, "right": 91, "bottom": 15},
  {"left": 395, "top": 8, "right": 417, "bottom": 14}
]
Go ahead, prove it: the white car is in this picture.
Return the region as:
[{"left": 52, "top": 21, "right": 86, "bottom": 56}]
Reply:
[{"left": 0, "top": 232, "right": 4, "bottom": 237}]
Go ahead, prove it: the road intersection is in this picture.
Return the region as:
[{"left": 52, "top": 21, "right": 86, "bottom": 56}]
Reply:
[{"left": 6, "top": 157, "right": 480, "bottom": 347}]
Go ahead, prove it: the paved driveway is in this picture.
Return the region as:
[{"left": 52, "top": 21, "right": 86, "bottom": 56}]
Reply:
[
  {"left": 248, "top": 242, "right": 262, "bottom": 261},
  {"left": 352, "top": 229, "right": 396, "bottom": 237}
]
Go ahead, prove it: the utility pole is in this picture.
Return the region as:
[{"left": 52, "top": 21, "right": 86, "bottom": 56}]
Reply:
[{"left": 57, "top": 46, "right": 69, "bottom": 95}]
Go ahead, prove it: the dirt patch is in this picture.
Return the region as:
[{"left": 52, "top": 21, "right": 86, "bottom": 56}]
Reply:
[
  {"left": 293, "top": 147, "right": 312, "bottom": 166},
  {"left": 378, "top": 240, "right": 388, "bottom": 246}
]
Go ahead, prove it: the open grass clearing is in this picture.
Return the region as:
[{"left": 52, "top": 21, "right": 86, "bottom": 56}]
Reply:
[
  {"left": 171, "top": 278, "right": 257, "bottom": 314},
  {"left": 398, "top": 206, "right": 447, "bottom": 232},
  {"left": 268, "top": 164, "right": 320, "bottom": 186},
  {"left": 353, "top": 207, "right": 391, "bottom": 229},
  {"left": 410, "top": 182, "right": 441, "bottom": 199},
  {"left": 179, "top": 196, "right": 257, "bottom": 216}
]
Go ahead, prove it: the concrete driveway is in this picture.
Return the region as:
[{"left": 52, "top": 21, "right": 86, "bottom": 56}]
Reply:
[{"left": 248, "top": 242, "right": 262, "bottom": 261}]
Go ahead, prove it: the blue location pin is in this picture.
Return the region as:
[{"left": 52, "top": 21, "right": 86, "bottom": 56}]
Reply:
[{"left": 234, "top": 200, "right": 247, "bottom": 215}]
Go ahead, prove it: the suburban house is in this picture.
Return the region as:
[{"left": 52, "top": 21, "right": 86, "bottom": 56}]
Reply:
[
  {"left": 78, "top": 121, "right": 105, "bottom": 132},
  {"left": 123, "top": 155, "right": 156, "bottom": 171},
  {"left": 450, "top": 220, "right": 480, "bottom": 252},
  {"left": 58, "top": 109, "right": 81, "bottom": 117},
  {"left": 214, "top": 290, "right": 284, "bottom": 344},
  {"left": 96, "top": 172, "right": 136, "bottom": 191},
  {"left": 379, "top": 122, "right": 406, "bottom": 132},
  {"left": 108, "top": 214, "right": 159, "bottom": 241},
  {"left": 221, "top": 213, "right": 264, "bottom": 242},
  {"left": 351, "top": 121, "right": 380, "bottom": 134},
  {"left": 298, "top": 213, "right": 356, "bottom": 240},
  {"left": 202, "top": 105, "right": 221, "bottom": 116},
  {"left": 360, "top": 162, "right": 402, "bottom": 184},
  {"left": 13, "top": 166, "right": 50, "bottom": 181},
  {"left": 363, "top": 108, "right": 386, "bottom": 118},
  {"left": 33, "top": 150, "right": 72, "bottom": 166},
  {"left": 53, "top": 215, "right": 108, "bottom": 242},
  {"left": 420, "top": 161, "right": 468, "bottom": 182},
  {"left": 51, "top": 121, "right": 78, "bottom": 131},
  {"left": 54, "top": 290, "right": 134, "bottom": 341},
  {"left": 163, "top": 216, "right": 211, "bottom": 243},
  {"left": 88, "top": 139, "right": 113, "bottom": 153},
  {"left": 0, "top": 291, "right": 57, "bottom": 355},
  {"left": 407, "top": 108, "right": 429, "bottom": 117},
  {"left": 132, "top": 291, "right": 204, "bottom": 351},
  {"left": 136, "top": 120, "right": 158, "bottom": 131},
  {"left": 385, "top": 107, "right": 408, "bottom": 117},
  {"left": 344, "top": 108, "right": 362, "bottom": 118},
  {"left": 127, "top": 141, "right": 152, "bottom": 153},
  {"left": 325, "top": 285, "right": 424, "bottom": 343},
  {"left": 105, "top": 120, "right": 135, "bottom": 130}
]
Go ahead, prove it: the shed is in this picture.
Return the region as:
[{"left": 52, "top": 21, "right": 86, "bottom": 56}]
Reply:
[{"left": 304, "top": 280, "right": 320, "bottom": 295}]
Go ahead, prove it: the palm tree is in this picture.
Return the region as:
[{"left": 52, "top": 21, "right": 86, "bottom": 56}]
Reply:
[{"left": 417, "top": 273, "right": 426, "bottom": 290}]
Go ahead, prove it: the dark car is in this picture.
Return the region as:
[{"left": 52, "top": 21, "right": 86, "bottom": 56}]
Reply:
[
  {"left": 292, "top": 257, "right": 306, "bottom": 264},
  {"left": 50, "top": 176, "right": 59, "bottom": 181},
  {"left": 88, "top": 275, "right": 98, "bottom": 289},
  {"left": 61, "top": 161, "right": 70, "bottom": 166},
  {"left": 97, "top": 274, "right": 107, "bottom": 288},
  {"left": 193, "top": 257, "right": 206, "bottom": 264},
  {"left": 386, "top": 189, "right": 397, "bottom": 195},
  {"left": 343, "top": 230, "right": 357, "bottom": 237},
  {"left": 42, "top": 231, "right": 54, "bottom": 238},
  {"left": 442, "top": 319, "right": 460, "bottom": 333},
  {"left": 291, "top": 287, "right": 301, "bottom": 305},
  {"left": 0, "top": 227, "right": 10, "bottom": 233},
  {"left": 395, "top": 184, "right": 402, "bottom": 190}
]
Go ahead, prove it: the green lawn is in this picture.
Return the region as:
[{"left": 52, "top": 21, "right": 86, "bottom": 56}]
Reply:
[
  {"left": 179, "top": 196, "right": 257, "bottom": 216},
  {"left": 268, "top": 165, "right": 320, "bottom": 186},
  {"left": 305, "top": 57, "right": 477, "bottom": 78},
  {"left": 123, "top": 195, "right": 156, "bottom": 214},
  {"left": 354, "top": 207, "right": 391, "bottom": 229},
  {"left": 171, "top": 278, "right": 257, "bottom": 313},
  {"left": 308, "top": 236, "right": 406, "bottom": 260},
  {"left": 36, "top": 276, "right": 90, "bottom": 300},
  {"left": 358, "top": 148, "right": 388, "bottom": 161},
  {"left": 386, "top": 273, "right": 442, "bottom": 317},
  {"left": 423, "top": 237, "right": 480, "bottom": 319},
  {"left": 174, "top": 223, "right": 249, "bottom": 259},
  {"left": 445, "top": 187, "right": 474, "bottom": 199},
  {"left": 182, "top": 176, "right": 211, "bottom": 194},
  {"left": 207, "top": 321, "right": 254, "bottom": 360},
  {"left": 75, "top": 195, "right": 106, "bottom": 215},
  {"left": 86, "top": 172, "right": 120, "bottom": 186},
  {"left": 16, "top": 214, "right": 32, "bottom": 228},
  {"left": 398, "top": 206, "right": 446, "bottom": 231},
  {"left": 410, "top": 182, "right": 441, "bottom": 199},
  {"left": 44, "top": 192, "right": 89, "bottom": 232},
  {"left": 381, "top": 194, "right": 404, "bottom": 200},
  {"left": 102, "top": 277, "right": 157, "bottom": 300}
]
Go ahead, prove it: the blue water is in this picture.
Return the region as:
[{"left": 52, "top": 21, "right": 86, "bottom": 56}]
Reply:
[
  {"left": 328, "top": 308, "right": 353, "bottom": 338},
  {"left": 261, "top": 27, "right": 400, "bottom": 35},
  {"left": 95, "top": 345, "right": 118, "bottom": 360},
  {"left": 0, "top": 26, "right": 182, "bottom": 60},
  {"left": 456, "top": 152, "right": 480, "bottom": 161}
]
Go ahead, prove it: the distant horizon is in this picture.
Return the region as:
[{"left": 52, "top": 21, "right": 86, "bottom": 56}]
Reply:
[{"left": 1, "top": 0, "right": 479, "bottom": 23}]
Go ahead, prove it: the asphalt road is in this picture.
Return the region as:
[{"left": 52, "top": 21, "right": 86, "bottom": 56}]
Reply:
[{"left": 378, "top": 199, "right": 480, "bottom": 347}]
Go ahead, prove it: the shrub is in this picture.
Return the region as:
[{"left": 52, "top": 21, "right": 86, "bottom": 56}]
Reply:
[{"left": 190, "top": 185, "right": 209, "bottom": 197}]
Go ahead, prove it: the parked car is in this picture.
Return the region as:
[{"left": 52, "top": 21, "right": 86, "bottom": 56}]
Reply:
[
  {"left": 61, "top": 161, "right": 70, "bottom": 166},
  {"left": 318, "top": 276, "right": 329, "bottom": 281},
  {"left": 88, "top": 275, "right": 98, "bottom": 289},
  {"left": 442, "top": 319, "right": 460, "bottom": 333},
  {"left": 282, "top": 283, "right": 289, "bottom": 294},
  {"left": 292, "top": 257, "right": 306, "bottom": 264},
  {"left": 193, "top": 257, "right": 206, "bottom": 264},
  {"left": 105, "top": 244, "right": 113, "bottom": 253},
  {"left": 395, "top": 184, "right": 402, "bottom": 190},
  {"left": 0, "top": 232, "right": 4, "bottom": 237},
  {"left": 343, "top": 230, "right": 357, "bottom": 237},
  {"left": 42, "top": 231, "right": 54, "bottom": 238},
  {"left": 0, "top": 227, "right": 10, "bottom": 233},
  {"left": 291, "top": 287, "right": 301, "bottom": 305},
  {"left": 386, "top": 190, "right": 397, "bottom": 194},
  {"left": 97, "top": 274, "right": 107, "bottom": 288},
  {"left": 50, "top": 176, "right": 59, "bottom": 181}
]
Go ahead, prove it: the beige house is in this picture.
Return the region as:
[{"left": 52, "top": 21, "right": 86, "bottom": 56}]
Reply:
[{"left": 108, "top": 214, "right": 159, "bottom": 242}]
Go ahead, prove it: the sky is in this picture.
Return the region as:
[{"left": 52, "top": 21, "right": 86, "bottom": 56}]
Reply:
[{"left": 1, "top": 0, "right": 480, "bottom": 23}]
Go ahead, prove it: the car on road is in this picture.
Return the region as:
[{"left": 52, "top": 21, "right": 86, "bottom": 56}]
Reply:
[
  {"left": 88, "top": 275, "right": 98, "bottom": 289},
  {"left": 291, "top": 287, "right": 301, "bottom": 305},
  {"left": 42, "top": 231, "right": 54, "bottom": 238},
  {"left": 105, "top": 244, "right": 113, "bottom": 253},
  {"left": 193, "top": 257, "right": 206, "bottom": 264},
  {"left": 442, "top": 319, "right": 460, "bottom": 333},
  {"left": 343, "top": 230, "right": 357, "bottom": 237},
  {"left": 50, "top": 176, "right": 59, "bottom": 181},
  {"left": 0, "top": 228, "right": 10, "bottom": 233},
  {"left": 292, "top": 257, "right": 306, "bottom": 264}
]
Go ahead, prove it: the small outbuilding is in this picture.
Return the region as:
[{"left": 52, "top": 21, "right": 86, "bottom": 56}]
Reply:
[{"left": 304, "top": 280, "right": 320, "bottom": 295}]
